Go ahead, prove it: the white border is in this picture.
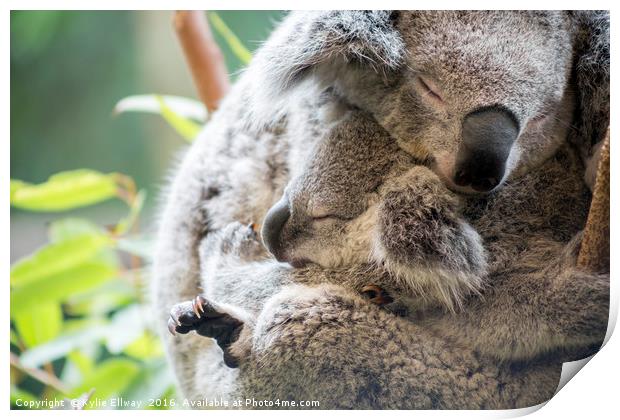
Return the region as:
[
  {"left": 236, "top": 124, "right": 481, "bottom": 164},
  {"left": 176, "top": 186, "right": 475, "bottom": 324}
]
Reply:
[{"left": 4, "top": 1, "right": 617, "bottom": 419}]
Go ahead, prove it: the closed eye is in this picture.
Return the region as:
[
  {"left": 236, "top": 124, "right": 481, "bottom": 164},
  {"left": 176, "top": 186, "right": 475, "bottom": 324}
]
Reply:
[
  {"left": 311, "top": 214, "right": 352, "bottom": 222},
  {"left": 416, "top": 76, "right": 444, "bottom": 103}
]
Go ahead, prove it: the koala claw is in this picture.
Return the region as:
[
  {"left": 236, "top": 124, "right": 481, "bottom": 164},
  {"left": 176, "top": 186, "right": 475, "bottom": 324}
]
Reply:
[
  {"left": 361, "top": 284, "right": 394, "bottom": 305},
  {"left": 168, "top": 296, "right": 245, "bottom": 368},
  {"left": 192, "top": 295, "right": 206, "bottom": 317}
]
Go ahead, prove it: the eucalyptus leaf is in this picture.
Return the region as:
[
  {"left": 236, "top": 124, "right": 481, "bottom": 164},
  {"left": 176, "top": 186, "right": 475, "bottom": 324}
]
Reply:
[
  {"left": 67, "top": 350, "right": 95, "bottom": 377},
  {"left": 69, "top": 359, "right": 140, "bottom": 401},
  {"left": 155, "top": 95, "right": 202, "bottom": 141},
  {"left": 64, "top": 280, "right": 135, "bottom": 317},
  {"left": 114, "top": 190, "right": 146, "bottom": 235},
  {"left": 122, "top": 332, "right": 163, "bottom": 359},
  {"left": 19, "top": 319, "right": 108, "bottom": 368},
  {"left": 48, "top": 218, "right": 103, "bottom": 242},
  {"left": 11, "top": 262, "right": 117, "bottom": 317},
  {"left": 13, "top": 301, "right": 63, "bottom": 348},
  {"left": 113, "top": 94, "right": 207, "bottom": 121},
  {"left": 10, "top": 233, "right": 112, "bottom": 288},
  {"left": 10, "top": 170, "right": 119, "bottom": 212},
  {"left": 208, "top": 12, "right": 253, "bottom": 64},
  {"left": 10, "top": 180, "right": 30, "bottom": 200},
  {"left": 104, "top": 304, "right": 148, "bottom": 354}
]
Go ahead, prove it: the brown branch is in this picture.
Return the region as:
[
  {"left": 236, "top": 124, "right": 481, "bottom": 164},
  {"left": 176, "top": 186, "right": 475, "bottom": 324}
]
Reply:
[
  {"left": 577, "top": 129, "right": 610, "bottom": 273},
  {"left": 10, "top": 352, "right": 70, "bottom": 395},
  {"left": 174, "top": 11, "right": 230, "bottom": 113}
]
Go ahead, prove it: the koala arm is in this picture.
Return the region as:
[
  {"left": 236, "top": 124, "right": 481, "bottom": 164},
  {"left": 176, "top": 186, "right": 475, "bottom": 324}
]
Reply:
[
  {"left": 374, "top": 165, "right": 488, "bottom": 311},
  {"left": 229, "top": 282, "right": 558, "bottom": 409},
  {"left": 428, "top": 232, "right": 609, "bottom": 362}
]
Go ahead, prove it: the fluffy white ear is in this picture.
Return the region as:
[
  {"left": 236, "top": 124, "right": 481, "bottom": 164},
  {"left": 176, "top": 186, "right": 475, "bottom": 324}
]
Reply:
[
  {"left": 245, "top": 11, "right": 405, "bottom": 127},
  {"left": 568, "top": 11, "right": 609, "bottom": 153}
]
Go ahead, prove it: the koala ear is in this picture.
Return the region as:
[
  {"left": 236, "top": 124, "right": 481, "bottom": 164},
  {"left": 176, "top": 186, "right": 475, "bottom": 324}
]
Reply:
[
  {"left": 568, "top": 11, "right": 609, "bottom": 152},
  {"left": 246, "top": 11, "right": 404, "bottom": 126}
]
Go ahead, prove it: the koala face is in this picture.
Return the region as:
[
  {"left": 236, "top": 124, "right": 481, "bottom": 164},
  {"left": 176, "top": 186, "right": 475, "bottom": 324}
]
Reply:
[
  {"left": 261, "top": 112, "right": 408, "bottom": 268},
  {"left": 340, "top": 11, "right": 574, "bottom": 193},
  {"left": 254, "top": 10, "right": 608, "bottom": 194},
  {"left": 255, "top": 9, "right": 608, "bottom": 266}
]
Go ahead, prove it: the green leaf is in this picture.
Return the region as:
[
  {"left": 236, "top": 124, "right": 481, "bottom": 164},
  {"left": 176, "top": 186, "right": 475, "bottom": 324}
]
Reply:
[
  {"left": 10, "top": 170, "right": 119, "bottom": 212},
  {"left": 64, "top": 280, "right": 135, "bottom": 317},
  {"left": 48, "top": 218, "right": 103, "bottom": 243},
  {"left": 13, "top": 301, "right": 62, "bottom": 348},
  {"left": 10, "top": 233, "right": 113, "bottom": 288},
  {"left": 208, "top": 12, "right": 253, "bottom": 64},
  {"left": 104, "top": 304, "right": 148, "bottom": 354},
  {"left": 113, "top": 94, "right": 207, "bottom": 122},
  {"left": 11, "top": 261, "right": 117, "bottom": 317},
  {"left": 19, "top": 319, "right": 108, "bottom": 368},
  {"left": 114, "top": 190, "right": 146, "bottom": 235},
  {"left": 123, "top": 332, "right": 163, "bottom": 359},
  {"left": 155, "top": 95, "right": 202, "bottom": 141},
  {"left": 10, "top": 180, "right": 30, "bottom": 200},
  {"left": 67, "top": 350, "right": 94, "bottom": 377},
  {"left": 69, "top": 359, "right": 140, "bottom": 401}
]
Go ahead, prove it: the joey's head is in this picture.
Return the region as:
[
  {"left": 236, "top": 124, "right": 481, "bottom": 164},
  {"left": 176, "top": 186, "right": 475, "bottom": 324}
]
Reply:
[
  {"left": 253, "top": 10, "right": 609, "bottom": 194},
  {"left": 261, "top": 112, "right": 403, "bottom": 268}
]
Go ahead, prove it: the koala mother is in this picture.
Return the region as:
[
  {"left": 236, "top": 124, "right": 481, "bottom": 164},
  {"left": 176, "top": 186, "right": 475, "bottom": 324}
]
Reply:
[{"left": 153, "top": 11, "right": 609, "bottom": 409}]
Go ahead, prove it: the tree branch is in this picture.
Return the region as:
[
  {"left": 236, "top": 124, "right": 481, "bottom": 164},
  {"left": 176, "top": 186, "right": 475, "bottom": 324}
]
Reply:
[
  {"left": 578, "top": 129, "right": 610, "bottom": 273},
  {"left": 174, "top": 11, "right": 230, "bottom": 112},
  {"left": 10, "top": 352, "right": 70, "bottom": 395}
]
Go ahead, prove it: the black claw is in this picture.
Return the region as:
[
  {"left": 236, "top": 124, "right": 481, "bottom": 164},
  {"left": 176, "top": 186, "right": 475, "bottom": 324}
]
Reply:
[{"left": 167, "top": 296, "right": 245, "bottom": 367}]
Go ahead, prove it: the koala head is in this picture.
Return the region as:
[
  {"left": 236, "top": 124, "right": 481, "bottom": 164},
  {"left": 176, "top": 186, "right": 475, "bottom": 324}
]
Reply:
[
  {"left": 252, "top": 10, "right": 609, "bottom": 194},
  {"left": 261, "top": 111, "right": 486, "bottom": 311},
  {"left": 261, "top": 111, "right": 410, "bottom": 268}
]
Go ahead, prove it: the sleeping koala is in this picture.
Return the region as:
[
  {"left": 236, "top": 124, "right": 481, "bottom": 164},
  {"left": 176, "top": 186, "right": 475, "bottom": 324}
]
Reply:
[
  {"left": 259, "top": 109, "right": 487, "bottom": 311},
  {"left": 167, "top": 109, "right": 487, "bottom": 366},
  {"left": 155, "top": 11, "right": 609, "bottom": 408},
  {"left": 168, "top": 106, "right": 606, "bottom": 373}
]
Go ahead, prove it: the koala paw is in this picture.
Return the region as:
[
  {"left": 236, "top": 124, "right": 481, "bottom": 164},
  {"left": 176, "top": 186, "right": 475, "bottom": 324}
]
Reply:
[
  {"left": 377, "top": 166, "right": 485, "bottom": 274},
  {"left": 200, "top": 221, "right": 266, "bottom": 263},
  {"left": 361, "top": 284, "right": 394, "bottom": 305},
  {"left": 168, "top": 296, "right": 245, "bottom": 368}
]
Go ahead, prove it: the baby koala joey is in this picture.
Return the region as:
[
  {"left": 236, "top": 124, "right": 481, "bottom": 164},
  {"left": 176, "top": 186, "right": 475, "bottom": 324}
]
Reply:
[
  {"left": 168, "top": 110, "right": 488, "bottom": 367},
  {"left": 259, "top": 110, "right": 488, "bottom": 310}
]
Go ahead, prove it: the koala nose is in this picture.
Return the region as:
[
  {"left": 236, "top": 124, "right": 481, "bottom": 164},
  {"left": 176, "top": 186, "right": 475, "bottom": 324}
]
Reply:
[
  {"left": 261, "top": 195, "right": 291, "bottom": 259},
  {"left": 453, "top": 107, "right": 519, "bottom": 192}
]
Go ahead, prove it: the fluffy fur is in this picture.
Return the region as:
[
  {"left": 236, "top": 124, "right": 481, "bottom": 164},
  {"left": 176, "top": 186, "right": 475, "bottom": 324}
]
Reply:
[
  {"left": 255, "top": 109, "right": 488, "bottom": 311},
  {"left": 152, "top": 11, "right": 609, "bottom": 409}
]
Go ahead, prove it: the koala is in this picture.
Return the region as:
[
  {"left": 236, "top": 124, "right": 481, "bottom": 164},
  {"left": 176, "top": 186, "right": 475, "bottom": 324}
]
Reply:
[
  {"left": 153, "top": 11, "right": 609, "bottom": 408},
  {"left": 169, "top": 107, "right": 606, "bottom": 369},
  {"left": 167, "top": 108, "right": 488, "bottom": 366},
  {"left": 259, "top": 109, "right": 488, "bottom": 311}
]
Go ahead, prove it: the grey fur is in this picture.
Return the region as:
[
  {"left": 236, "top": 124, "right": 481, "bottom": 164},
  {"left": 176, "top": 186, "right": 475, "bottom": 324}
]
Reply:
[
  {"left": 258, "top": 109, "right": 487, "bottom": 311},
  {"left": 152, "top": 11, "right": 609, "bottom": 409}
]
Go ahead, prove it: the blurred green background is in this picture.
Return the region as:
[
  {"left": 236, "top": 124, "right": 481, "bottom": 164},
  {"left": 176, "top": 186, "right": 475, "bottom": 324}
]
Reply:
[
  {"left": 11, "top": 10, "right": 284, "bottom": 259},
  {"left": 10, "top": 10, "right": 285, "bottom": 409}
]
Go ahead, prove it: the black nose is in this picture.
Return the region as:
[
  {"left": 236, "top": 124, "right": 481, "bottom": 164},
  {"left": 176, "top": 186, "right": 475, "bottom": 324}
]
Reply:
[
  {"left": 261, "top": 195, "right": 291, "bottom": 259},
  {"left": 453, "top": 106, "right": 519, "bottom": 192}
]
